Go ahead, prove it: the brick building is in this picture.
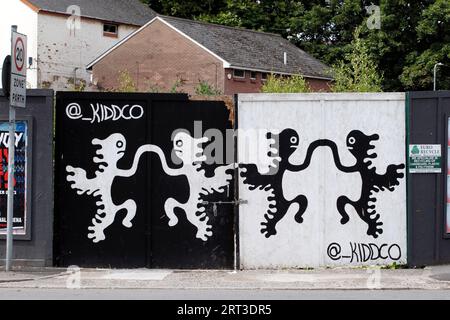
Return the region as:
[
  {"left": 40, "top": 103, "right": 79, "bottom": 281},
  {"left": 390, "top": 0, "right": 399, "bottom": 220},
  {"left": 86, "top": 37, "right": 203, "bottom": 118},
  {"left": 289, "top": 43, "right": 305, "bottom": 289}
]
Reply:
[{"left": 87, "top": 16, "right": 333, "bottom": 94}]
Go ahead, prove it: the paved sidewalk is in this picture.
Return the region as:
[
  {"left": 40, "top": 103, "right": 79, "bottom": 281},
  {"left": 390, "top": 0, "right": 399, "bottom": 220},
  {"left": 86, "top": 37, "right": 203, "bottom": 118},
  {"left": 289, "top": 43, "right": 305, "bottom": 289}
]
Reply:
[{"left": 0, "top": 265, "right": 449, "bottom": 290}]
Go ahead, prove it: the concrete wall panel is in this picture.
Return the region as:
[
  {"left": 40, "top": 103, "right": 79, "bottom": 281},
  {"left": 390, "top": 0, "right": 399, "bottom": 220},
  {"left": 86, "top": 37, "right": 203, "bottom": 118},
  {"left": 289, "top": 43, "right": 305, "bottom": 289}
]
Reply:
[{"left": 238, "top": 93, "right": 407, "bottom": 268}]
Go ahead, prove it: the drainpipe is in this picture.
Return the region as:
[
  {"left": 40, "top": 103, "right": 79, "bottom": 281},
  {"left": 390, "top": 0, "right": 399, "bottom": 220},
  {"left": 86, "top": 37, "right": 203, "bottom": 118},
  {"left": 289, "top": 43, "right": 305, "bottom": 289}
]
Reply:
[
  {"left": 73, "top": 67, "right": 79, "bottom": 88},
  {"left": 215, "top": 63, "right": 218, "bottom": 92},
  {"left": 136, "top": 62, "right": 140, "bottom": 90}
]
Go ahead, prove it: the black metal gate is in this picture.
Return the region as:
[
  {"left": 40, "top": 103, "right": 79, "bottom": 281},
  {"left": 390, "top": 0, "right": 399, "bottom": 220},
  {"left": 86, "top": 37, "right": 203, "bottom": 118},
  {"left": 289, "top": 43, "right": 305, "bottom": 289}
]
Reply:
[
  {"left": 408, "top": 91, "right": 450, "bottom": 266},
  {"left": 55, "top": 92, "right": 235, "bottom": 269}
]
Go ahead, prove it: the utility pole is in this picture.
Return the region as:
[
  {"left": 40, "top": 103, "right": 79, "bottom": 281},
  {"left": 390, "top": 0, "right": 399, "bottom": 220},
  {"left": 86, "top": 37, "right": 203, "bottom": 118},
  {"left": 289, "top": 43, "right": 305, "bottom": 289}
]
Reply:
[
  {"left": 5, "top": 24, "right": 27, "bottom": 271},
  {"left": 434, "top": 62, "right": 444, "bottom": 91},
  {"left": 6, "top": 25, "right": 18, "bottom": 272}
]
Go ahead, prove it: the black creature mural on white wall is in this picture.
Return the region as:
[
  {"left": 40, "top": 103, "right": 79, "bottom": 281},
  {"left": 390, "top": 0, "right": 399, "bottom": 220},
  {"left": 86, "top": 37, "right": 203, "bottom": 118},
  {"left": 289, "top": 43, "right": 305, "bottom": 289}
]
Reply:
[{"left": 240, "top": 128, "right": 405, "bottom": 239}]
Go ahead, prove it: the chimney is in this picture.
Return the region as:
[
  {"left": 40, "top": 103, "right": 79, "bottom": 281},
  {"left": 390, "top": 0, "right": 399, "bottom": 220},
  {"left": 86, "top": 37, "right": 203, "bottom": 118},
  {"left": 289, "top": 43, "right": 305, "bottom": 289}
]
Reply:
[{"left": 283, "top": 52, "right": 287, "bottom": 65}]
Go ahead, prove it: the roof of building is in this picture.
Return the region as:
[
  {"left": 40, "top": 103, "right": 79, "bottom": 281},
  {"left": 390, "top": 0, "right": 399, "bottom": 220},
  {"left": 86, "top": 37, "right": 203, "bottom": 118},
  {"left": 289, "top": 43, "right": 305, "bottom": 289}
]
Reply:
[
  {"left": 162, "top": 16, "right": 331, "bottom": 79},
  {"left": 23, "top": 0, "right": 157, "bottom": 26},
  {"left": 87, "top": 15, "right": 332, "bottom": 79}
]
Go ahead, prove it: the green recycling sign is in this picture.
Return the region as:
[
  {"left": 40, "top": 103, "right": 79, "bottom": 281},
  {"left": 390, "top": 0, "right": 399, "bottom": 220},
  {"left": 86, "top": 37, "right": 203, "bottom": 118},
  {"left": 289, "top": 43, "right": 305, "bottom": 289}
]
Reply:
[{"left": 409, "top": 144, "right": 442, "bottom": 173}]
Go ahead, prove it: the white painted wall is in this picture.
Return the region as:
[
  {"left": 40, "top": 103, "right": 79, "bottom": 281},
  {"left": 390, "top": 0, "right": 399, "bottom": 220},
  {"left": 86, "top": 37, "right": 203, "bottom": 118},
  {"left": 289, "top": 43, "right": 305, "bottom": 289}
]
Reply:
[
  {"left": 0, "top": 0, "right": 38, "bottom": 88},
  {"left": 37, "top": 14, "right": 138, "bottom": 90},
  {"left": 238, "top": 93, "right": 407, "bottom": 269}
]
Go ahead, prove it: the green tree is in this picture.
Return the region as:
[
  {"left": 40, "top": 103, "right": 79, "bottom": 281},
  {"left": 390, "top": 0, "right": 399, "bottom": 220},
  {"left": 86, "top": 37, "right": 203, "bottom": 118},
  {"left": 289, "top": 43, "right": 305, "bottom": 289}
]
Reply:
[
  {"left": 399, "top": 0, "right": 450, "bottom": 90},
  {"left": 142, "top": 0, "right": 227, "bottom": 19},
  {"left": 140, "top": 0, "right": 448, "bottom": 91},
  {"left": 359, "top": 0, "right": 433, "bottom": 91},
  {"left": 261, "top": 74, "right": 311, "bottom": 93},
  {"left": 332, "top": 28, "right": 383, "bottom": 92},
  {"left": 289, "top": 1, "right": 365, "bottom": 68},
  {"left": 199, "top": 0, "right": 304, "bottom": 35}
]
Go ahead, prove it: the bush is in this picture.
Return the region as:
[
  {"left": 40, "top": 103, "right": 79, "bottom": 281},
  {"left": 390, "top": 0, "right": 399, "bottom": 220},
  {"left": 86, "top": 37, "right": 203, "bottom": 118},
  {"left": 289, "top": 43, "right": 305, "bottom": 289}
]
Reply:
[
  {"left": 195, "top": 80, "right": 222, "bottom": 95},
  {"left": 261, "top": 74, "right": 311, "bottom": 93},
  {"left": 117, "top": 70, "right": 137, "bottom": 92},
  {"left": 170, "top": 78, "right": 186, "bottom": 93},
  {"left": 331, "top": 28, "right": 383, "bottom": 92}
]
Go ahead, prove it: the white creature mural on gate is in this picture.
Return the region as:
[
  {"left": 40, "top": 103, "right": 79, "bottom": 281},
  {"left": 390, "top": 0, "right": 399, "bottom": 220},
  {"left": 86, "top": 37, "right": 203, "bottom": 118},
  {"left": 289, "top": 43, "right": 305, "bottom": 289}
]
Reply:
[
  {"left": 163, "top": 132, "right": 234, "bottom": 241},
  {"left": 66, "top": 134, "right": 139, "bottom": 243},
  {"left": 66, "top": 132, "right": 234, "bottom": 243}
]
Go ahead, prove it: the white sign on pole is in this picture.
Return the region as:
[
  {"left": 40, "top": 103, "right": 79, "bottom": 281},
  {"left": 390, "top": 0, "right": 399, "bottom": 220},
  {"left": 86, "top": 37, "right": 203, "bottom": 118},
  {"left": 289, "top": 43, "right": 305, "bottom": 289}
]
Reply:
[{"left": 10, "top": 31, "right": 27, "bottom": 108}]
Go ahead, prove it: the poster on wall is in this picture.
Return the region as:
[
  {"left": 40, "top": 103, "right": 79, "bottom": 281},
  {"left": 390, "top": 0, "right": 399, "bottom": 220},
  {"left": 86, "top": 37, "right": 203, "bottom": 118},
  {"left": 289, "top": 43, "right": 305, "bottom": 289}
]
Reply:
[{"left": 0, "top": 121, "right": 28, "bottom": 236}]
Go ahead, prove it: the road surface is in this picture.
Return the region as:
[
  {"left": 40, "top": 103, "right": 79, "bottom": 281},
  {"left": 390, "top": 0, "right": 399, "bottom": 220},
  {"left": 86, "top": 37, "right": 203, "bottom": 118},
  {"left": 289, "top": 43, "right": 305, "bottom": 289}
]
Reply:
[{"left": 0, "top": 288, "right": 448, "bottom": 300}]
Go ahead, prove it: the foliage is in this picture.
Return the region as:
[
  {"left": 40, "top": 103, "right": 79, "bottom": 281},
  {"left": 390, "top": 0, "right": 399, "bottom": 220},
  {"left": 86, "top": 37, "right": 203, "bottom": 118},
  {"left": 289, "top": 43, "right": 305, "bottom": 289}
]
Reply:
[
  {"left": 399, "top": 0, "right": 450, "bottom": 90},
  {"left": 146, "top": 80, "right": 162, "bottom": 93},
  {"left": 261, "top": 74, "right": 311, "bottom": 93},
  {"left": 141, "top": 0, "right": 227, "bottom": 19},
  {"left": 380, "top": 262, "right": 408, "bottom": 270},
  {"left": 170, "top": 77, "right": 186, "bottom": 93},
  {"left": 195, "top": 80, "right": 222, "bottom": 95},
  {"left": 117, "top": 71, "right": 187, "bottom": 93},
  {"left": 140, "top": 0, "right": 449, "bottom": 91},
  {"left": 117, "top": 70, "right": 137, "bottom": 92},
  {"left": 73, "top": 80, "right": 86, "bottom": 92},
  {"left": 332, "top": 28, "right": 383, "bottom": 92}
]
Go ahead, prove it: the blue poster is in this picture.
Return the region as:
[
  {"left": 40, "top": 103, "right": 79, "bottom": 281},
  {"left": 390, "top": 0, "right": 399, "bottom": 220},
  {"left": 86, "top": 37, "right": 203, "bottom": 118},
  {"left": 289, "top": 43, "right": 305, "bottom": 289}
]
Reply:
[{"left": 0, "top": 121, "right": 27, "bottom": 235}]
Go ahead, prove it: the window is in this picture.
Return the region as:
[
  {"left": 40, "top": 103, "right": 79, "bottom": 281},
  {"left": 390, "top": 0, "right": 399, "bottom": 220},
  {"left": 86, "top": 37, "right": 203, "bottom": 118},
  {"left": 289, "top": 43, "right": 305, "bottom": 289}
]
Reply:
[
  {"left": 103, "top": 23, "right": 118, "bottom": 37},
  {"left": 250, "top": 71, "right": 257, "bottom": 80},
  {"left": 233, "top": 69, "right": 245, "bottom": 79},
  {"left": 261, "top": 73, "right": 268, "bottom": 81}
]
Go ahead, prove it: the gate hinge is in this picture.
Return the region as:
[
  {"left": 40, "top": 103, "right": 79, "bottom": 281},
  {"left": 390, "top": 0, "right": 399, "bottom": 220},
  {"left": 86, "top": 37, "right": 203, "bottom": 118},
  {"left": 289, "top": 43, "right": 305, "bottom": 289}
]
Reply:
[
  {"left": 201, "top": 199, "right": 248, "bottom": 206},
  {"left": 201, "top": 199, "right": 248, "bottom": 217}
]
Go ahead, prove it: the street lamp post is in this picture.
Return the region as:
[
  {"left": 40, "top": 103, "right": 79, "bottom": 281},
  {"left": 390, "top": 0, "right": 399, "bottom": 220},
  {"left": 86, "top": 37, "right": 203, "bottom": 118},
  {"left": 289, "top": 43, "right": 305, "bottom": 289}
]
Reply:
[{"left": 434, "top": 62, "right": 444, "bottom": 91}]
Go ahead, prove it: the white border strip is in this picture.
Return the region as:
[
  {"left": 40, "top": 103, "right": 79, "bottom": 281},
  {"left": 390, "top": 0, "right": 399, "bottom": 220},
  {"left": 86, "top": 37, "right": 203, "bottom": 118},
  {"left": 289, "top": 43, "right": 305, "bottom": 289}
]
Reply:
[{"left": 238, "top": 92, "right": 406, "bottom": 102}]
